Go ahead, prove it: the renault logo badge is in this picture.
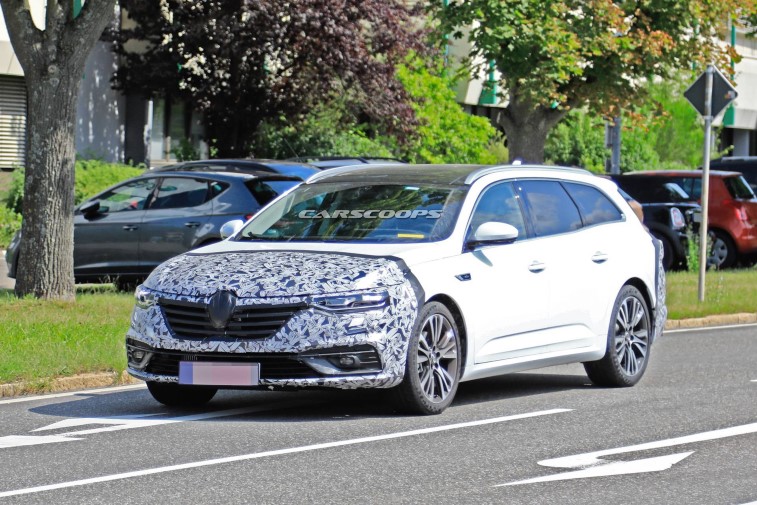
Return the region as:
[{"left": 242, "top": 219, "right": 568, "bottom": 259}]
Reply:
[{"left": 208, "top": 290, "right": 236, "bottom": 329}]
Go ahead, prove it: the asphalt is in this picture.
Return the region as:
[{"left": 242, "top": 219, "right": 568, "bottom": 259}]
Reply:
[{"left": 0, "top": 325, "right": 755, "bottom": 504}]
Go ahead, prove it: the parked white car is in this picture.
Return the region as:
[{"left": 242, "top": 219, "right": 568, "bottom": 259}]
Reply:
[{"left": 127, "top": 164, "right": 666, "bottom": 414}]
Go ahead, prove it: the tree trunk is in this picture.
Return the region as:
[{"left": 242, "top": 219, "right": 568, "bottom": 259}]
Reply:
[
  {"left": 0, "top": 0, "right": 117, "bottom": 300},
  {"left": 496, "top": 95, "right": 567, "bottom": 165},
  {"left": 15, "top": 74, "right": 79, "bottom": 299}
]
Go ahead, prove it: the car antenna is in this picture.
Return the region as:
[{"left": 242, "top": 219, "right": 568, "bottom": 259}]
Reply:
[{"left": 281, "top": 136, "right": 300, "bottom": 160}]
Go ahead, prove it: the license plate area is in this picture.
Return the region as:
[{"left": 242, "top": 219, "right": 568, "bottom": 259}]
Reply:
[{"left": 179, "top": 361, "right": 260, "bottom": 386}]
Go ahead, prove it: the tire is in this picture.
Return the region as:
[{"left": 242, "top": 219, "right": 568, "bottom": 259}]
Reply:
[
  {"left": 146, "top": 381, "right": 218, "bottom": 407},
  {"left": 392, "top": 302, "right": 462, "bottom": 415},
  {"left": 651, "top": 232, "right": 675, "bottom": 271},
  {"left": 709, "top": 230, "right": 736, "bottom": 269},
  {"left": 584, "top": 285, "right": 651, "bottom": 387}
]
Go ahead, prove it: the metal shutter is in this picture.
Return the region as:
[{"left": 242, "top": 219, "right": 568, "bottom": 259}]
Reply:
[{"left": 0, "top": 75, "right": 27, "bottom": 170}]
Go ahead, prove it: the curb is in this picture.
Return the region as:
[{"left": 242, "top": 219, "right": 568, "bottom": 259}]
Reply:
[
  {"left": 0, "top": 315, "right": 755, "bottom": 400},
  {"left": 0, "top": 370, "right": 140, "bottom": 399},
  {"left": 664, "top": 313, "right": 757, "bottom": 330}
]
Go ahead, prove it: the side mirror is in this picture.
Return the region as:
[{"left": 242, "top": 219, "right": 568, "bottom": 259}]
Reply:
[
  {"left": 467, "top": 222, "right": 519, "bottom": 249},
  {"left": 220, "top": 219, "right": 245, "bottom": 239},
  {"left": 79, "top": 200, "right": 101, "bottom": 219}
]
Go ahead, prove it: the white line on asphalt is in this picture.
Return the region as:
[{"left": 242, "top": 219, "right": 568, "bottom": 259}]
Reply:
[
  {"left": 665, "top": 322, "right": 757, "bottom": 334},
  {"left": 0, "top": 408, "right": 571, "bottom": 498},
  {"left": 0, "top": 384, "right": 146, "bottom": 406}
]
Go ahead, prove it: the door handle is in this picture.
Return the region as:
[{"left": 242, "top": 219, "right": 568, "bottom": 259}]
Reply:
[
  {"left": 528, "top": 261, "right": 546, "bottom": 273},
  {"left": 122, "top": 225, "right": 139, "bottom": 231},
  {"left": 592, "top": 252, "right": 609, "bottom": 264},
  {"left": 184, "top": 222, "right": 201, "bottom": 228}
]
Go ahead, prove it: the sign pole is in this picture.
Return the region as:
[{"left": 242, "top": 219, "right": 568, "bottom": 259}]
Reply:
[{"left": 698, "top": 65, "right": 714, "bottom": 303}]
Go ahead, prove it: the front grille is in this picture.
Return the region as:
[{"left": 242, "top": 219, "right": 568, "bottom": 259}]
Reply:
[
  {"left": 144, "top": 349, "right": 319, "bottom": 380},
  {"left": 159, "top": 299, "right": 307, "bottom": 340}
]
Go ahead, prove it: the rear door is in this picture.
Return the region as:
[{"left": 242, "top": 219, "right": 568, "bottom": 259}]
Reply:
[
  {"left": 74, "top": 178, "right": 156, "bottom": 279},
  {"left": 138, "top": 177, "right": 213, "bottom": 271}
]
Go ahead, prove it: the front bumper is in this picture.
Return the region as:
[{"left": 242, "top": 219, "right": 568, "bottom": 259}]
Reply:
[{"left": 126, "top": 283, "right": 419, "bottom": 390}]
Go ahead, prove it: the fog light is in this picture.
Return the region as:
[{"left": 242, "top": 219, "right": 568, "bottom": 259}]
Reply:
[
  {"left": 132, "top": 350, "right": 145, "bottom": 360},
  {"left": 338, "top": 355, "right": 361, "bottom": 368}
]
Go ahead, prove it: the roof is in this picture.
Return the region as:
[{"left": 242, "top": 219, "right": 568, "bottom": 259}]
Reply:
[
  {"left": 306, "top": 163, "right": 593, "bottom": 186},
  {"left": 136, "top": 170, "right": 301, "bottom": 182},
  {"left": 620, "top": 170, "right": 742, "bottom": 178}
]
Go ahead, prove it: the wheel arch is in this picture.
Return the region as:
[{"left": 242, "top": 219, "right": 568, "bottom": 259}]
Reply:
[{"left": 426, "top": 293, "right": 469, "bottom": 377}]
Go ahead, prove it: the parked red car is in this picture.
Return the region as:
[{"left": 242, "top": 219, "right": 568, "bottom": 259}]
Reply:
[{"left": 617, "top": 170, "right": 757, "bottom": 268}]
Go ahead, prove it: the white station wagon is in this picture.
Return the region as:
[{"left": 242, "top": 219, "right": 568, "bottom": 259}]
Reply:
[{"left": 127, "top": 164, "right": 666, "bottom": 414}]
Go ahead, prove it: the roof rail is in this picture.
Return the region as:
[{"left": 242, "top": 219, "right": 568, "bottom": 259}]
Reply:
[{"left": 464, "top": 164, "right": 593, "bottom": 184}]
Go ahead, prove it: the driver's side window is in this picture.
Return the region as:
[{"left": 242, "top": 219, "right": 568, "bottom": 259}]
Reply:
[
  {"left": 95, "top": 178, "right": 157, "bottom": 214},
  {"left": 467, "top": 182, "right": 526, "bottom": 241}
]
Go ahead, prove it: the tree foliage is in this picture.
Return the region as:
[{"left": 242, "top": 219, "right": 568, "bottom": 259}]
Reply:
[
  {"left": 434, "top": 0, "right": 753, "bottom": 163},
  {"left": 114, "top": 0, "right": 426, "bottom": 157}
]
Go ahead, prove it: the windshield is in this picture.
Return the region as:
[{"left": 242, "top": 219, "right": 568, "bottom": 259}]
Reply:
[{"left": 236, "top": 182, "right": 467, "bottom": 243}]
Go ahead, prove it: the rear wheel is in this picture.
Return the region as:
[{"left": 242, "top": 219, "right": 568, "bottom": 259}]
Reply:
[
  {"left": 584, "top": 285, "right": 651, "bottom": 387},
  {"left": 709, "top": 230, "right": 736, "bottom": 269},
  {"left": 393, "top": 302, "right": 461, "bottom": 415},
  {"left": 146, "top": 381, "right": 218, "bottom": 407}
]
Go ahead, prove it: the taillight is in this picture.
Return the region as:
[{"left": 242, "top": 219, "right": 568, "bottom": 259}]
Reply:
[
  {"left": 670, "top": 207, "right": 686, "bottom": 229},
  {"left": 735, "top": 207, "right": 749, "bottom": 222}
]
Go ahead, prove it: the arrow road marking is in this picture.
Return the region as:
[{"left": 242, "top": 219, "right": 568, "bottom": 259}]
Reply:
[
  {"left": 498, "top": 420, "right": 757, "bottom": 486},
  {"left": 499, "top": 452, "right": 694, "bottom": 486}
]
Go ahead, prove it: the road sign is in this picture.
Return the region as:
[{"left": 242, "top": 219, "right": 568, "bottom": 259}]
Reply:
[{"left": 684, "top": 66, "right": 737, "bottom": 118}]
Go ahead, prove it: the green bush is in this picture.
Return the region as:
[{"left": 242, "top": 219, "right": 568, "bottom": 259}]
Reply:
[
  {"left": 6, "top": 161, "right": 146, "bottom": 214},
  {"left": 545, "top": 110, "right": 608, "bottom": 172},
  {"left": 0, "top": 206, "right": 21, "bottom": 248}
]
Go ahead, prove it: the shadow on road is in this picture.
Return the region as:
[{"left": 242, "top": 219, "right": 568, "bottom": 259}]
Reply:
[{"left": 27, "top": 370, "right": 592, "bottom": 424}]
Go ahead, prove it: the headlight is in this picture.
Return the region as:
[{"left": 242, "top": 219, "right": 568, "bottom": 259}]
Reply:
[
  {"left": 311, "top": 291, "right": 389, "bottom": 313},
  {"left": 134, "top": 285, "right": 157, "bottom": 309}
]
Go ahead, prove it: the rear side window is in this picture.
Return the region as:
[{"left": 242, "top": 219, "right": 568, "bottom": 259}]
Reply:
[
  {"left": 563, "top": 182, "right": 623, "bottom": 226},
  {"left": 723, "top": 176, "right": 755, "bottom": 200},
  {"left": 149, "top": 178, "right": 210, "bottom": 209},
  {"left": 670, "top": 177, "right": 701, "bottom": 200},
  {"left": 518, "top": 180, "right": 582, "bottom": 237},
  {"left": 246, "top": 180, "right": 300, "bottom": 206}
]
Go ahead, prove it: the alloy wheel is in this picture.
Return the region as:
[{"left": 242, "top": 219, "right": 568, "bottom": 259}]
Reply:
[
  {"left": 613, "top": 295, "right": 649, "bottom": 377},
  {"left": 416, "top": 313, "right": 459, "bottom": 403}
]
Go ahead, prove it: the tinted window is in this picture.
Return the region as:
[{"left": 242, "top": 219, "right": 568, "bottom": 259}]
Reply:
[
  {"left": 723, "top": 176, "right": 755, "bottom": 199},
  {"left": 246, "top": 180, "right": 300, "bottom": 206},
  {"left": 467, "top": 182, "right": 526, "bottom": 240},
  {"left": 518, "top": 180, "right": 582, "bottom": 236},
  {"left": 613, "top": 177, "right": 690, "bottom": 203},
  {"left": 94, "top": 178, "right": 157, "bottom": 213},
  {"left": 670, "top": 176, "right": 701, "bottom": 200},
  {"left": 149, "top": 178, "right": 209, "bottom": 210},
  {"left": 563, "top": 182, "right": 623, "bottom": 226}
]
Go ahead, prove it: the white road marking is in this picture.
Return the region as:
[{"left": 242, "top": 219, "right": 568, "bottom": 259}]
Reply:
[
  {"left": 0, "top": 384, "right": 146, "bottom": 406},
  {"left": 664, "top": 322, "right": 757, "bottom": 334},
  {"left": 0, "top": 408, "right": 571, "bottom": 498},
  {"left": 1, "top": 401, "right": 318, "bottom": 449},
  {"left": 499, "top": 452, "right": 693, "bottom": 486},
  {"left": 0, "top": 435, "right": 83, "bottom": 449},
  {"left": 498, "top": 420, "right": 757, "bottom": 486}
]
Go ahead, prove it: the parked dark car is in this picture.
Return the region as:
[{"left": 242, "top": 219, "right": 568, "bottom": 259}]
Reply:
[
  {"left": 6, "top": 171, "right": 301, "bottom": 288},
  {"left": 155, "top": 159, "right": 321, "bottom": 180},
  {"left": 286, "top": 156, "right": 406, "bottom": 169},
  {"left": 710, "top": 157, "right": 757, "bottom": 193},
  {"left": 614, "top": 183, "right": 700, "bottom": 271},
  {"left": 613, "top": 170, "right": 757, "bottom": 268}
]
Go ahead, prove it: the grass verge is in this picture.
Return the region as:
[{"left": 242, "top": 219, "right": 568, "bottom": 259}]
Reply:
[
  {"left": 666, "top": 268, "right": 757, "bottom": 319},
  {"left": 0, "top": 285, "right": 133, "bottom": 384}
]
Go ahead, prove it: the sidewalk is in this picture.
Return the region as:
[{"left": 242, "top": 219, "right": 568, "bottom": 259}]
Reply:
[{"left": 0, "top": 251, "right": 14, "bottom": 290}]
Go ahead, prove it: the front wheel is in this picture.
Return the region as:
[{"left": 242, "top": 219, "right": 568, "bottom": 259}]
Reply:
[
  {"left": 392, "top": 302, "right": 461, "bottom": 415},
  {"left": 584, "top": 285, "right": 651, "bottom": 387},
  {"left": 146, "top": 381, "right": 218, "bottom": 407}
]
